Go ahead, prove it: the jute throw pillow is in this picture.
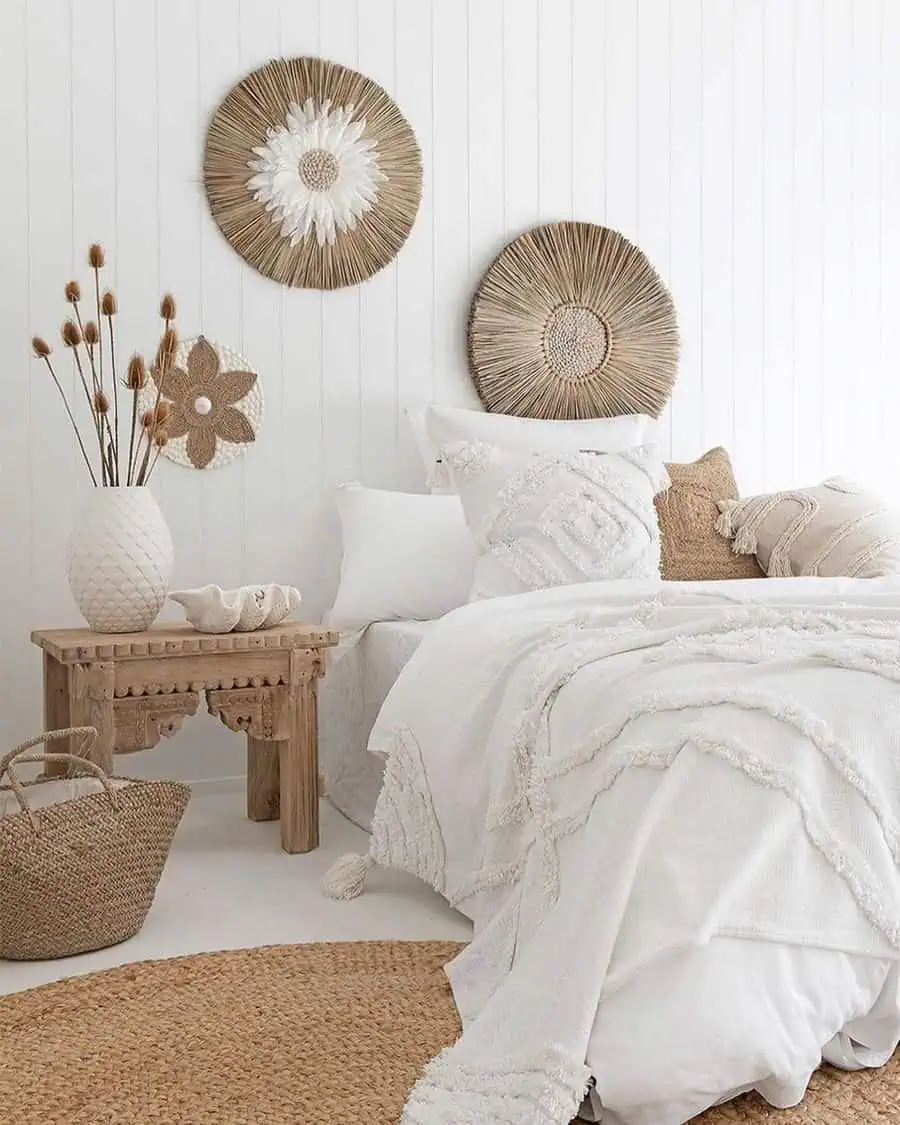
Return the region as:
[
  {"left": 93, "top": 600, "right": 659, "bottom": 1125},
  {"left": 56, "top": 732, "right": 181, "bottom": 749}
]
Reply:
[
  {"left": 656, "top": 447, "right": 763, "bottom": 581},
  {"left": 715, "top": 477, "right": 900, "bottom": 578}
]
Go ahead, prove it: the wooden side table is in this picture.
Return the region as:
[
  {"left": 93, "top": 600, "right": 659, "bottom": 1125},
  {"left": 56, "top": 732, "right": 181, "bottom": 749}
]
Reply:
[{"left": 30, "top": 622, "right": 339, "bottom": 854}]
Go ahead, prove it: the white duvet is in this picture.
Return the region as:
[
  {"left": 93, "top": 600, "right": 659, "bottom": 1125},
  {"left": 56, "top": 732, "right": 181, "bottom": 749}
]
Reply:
[{"left": 346, "top": 578, "right": 900, "bottom": 1123}]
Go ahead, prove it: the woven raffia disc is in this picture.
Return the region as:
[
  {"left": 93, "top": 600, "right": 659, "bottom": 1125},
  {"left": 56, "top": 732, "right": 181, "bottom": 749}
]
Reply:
[
  {"left": 204, "top": 57, "right": 422, "bottom": 290},
  {"left": 4, "top": 940, "right": 897, "bottom": 1124},
  {"left": 468, "top": 222, "right": 679, "bottom": 420}
]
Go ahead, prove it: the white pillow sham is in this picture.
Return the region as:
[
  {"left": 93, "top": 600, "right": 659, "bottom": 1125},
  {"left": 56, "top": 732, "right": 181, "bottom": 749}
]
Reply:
[
  {"left": 326, "top": 483, "right": 477, "bottom": 631},
  {"left": 444, "top": 441, "right": 668, "bottom": 600},
  {"left": 406, "top": 404, "right": 656, "bottom": 492}
]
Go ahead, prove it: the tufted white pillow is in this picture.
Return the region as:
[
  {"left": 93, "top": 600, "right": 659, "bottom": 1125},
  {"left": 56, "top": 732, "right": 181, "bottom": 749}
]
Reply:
[{"left": 444, "top": 441, "right": 668, "bottom": 600}]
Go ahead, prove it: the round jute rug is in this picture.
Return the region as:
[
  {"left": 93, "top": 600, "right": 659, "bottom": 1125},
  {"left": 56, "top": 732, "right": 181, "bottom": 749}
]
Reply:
[
  {"left": 0, "top": 941, "right": 463, "bottom": 1125},
  {"left": 3, "top": 940, "right": 897, "bottom": 1124}
]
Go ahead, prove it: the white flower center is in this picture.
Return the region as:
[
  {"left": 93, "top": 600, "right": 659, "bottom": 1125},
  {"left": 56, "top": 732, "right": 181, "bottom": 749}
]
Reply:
[
  {"left": 298, "top": 148, "right": 340, "bottom": 191},
  {"left": 194, "top": 395, "right": 213, "bottom": 416},
  {"left": 246, "top": 98, "right": 388, "bottom": 248}
]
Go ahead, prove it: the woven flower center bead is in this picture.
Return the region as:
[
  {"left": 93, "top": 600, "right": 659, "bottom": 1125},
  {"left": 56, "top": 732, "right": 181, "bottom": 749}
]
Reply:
[
  {"left": 193, "top": 395, "right": 213, "bottom": 416},
  {"left": 298, "top": 148, "right": 340, "bottom": 192},
  {"left": 542, "top": 305, "right": 609, "bottom": 382}
]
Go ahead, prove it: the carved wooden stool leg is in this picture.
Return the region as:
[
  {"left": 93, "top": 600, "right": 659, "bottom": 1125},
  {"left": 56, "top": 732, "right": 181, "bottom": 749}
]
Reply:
[
  {"left": 247, "top": 738, "right": 280, "bottom": 821},
  {"left": 42, "top": 652, "right": 72, "bottom": 778},
  {"left": 280, "top": 663, "right": 319, "bottom": 854},
  {"left": 69, "top": 662, "right": 116, "bottom": 773}
]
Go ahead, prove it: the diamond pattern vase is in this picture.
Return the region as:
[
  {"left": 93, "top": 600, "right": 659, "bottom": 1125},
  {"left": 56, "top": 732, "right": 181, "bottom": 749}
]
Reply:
[{"left": 66, "top": 487, "right": 174, "bottom": 633}]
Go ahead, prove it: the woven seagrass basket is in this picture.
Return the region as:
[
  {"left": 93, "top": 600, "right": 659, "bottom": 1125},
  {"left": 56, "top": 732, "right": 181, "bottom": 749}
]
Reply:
[{"left": 0, "top": 727, "right": 190, "bottom": 961}]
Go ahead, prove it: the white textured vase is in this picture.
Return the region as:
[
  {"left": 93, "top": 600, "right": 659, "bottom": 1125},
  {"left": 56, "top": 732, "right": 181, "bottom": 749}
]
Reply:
[{"left": 66, "top": 487, "right": 174, "bottom": 633}]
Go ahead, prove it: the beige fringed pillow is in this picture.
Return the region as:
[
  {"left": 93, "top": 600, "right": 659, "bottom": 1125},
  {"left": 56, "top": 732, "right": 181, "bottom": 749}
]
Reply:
[
  {"left": 656, "top": 448, "right": 763, "bottom": 581},
  {"left": 716, "top": 477, "right": 900, "bottom": 578}
]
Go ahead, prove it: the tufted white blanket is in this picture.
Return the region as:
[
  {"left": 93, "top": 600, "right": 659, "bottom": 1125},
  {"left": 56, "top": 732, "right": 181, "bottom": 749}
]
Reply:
[{"left": 358, "top": 578, "right": 900, "bottom": 1124}]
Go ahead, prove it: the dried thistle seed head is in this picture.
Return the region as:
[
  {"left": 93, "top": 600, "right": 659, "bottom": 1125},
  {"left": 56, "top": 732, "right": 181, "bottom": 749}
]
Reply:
[
  {"left": 61, "top": 319, "right": 82, "bottom": 347},
  {"left": 32, "top": 336, "right": 52, "bottom": 358},
  {"left": 160, "top": 293, "right": 177, "bottom": 321},
  {"left": 101, "top": 290, "right": 118, "bottom": 316},
  {"left": 141, "top": 409, "right": 155, "bottom": 429},
  {"left": 93, "top": 390, "right": 110, "bottom": 415},
  {"left": 154, "top": 430, "right": 169, "bottom": 448},
  {"left": 155, "top": 400, "right": 171, "bottom": 424},
  {"left": 126, "top": 353, "right": 147, "bottom": 390},
  {"left": 155, "top": 328, "right": 178, "bottom": 370},
  {"left": 88, "top": 243, "right": 106, "bottom": 268},
  {"left": 83, "top": 320, "right": 100, "bottom": 346},
  {"left": 64, "top": 280, "right": 82, "bottom": 303}
]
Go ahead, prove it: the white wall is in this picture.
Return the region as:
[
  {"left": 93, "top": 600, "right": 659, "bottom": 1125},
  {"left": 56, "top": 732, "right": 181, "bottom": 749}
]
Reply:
[{"left": 1, "top": 0, "right": 898, "bottom": 779}]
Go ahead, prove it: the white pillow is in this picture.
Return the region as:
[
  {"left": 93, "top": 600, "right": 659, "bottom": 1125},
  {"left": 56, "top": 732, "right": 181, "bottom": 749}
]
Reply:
[
  {"left": 444, "top": 441, "right": 668, "bottom": 600},
  {"left": 326, "top": 483, "right": 477, "bottom": 630},
  {"left": 406, "top": 404, "right": 656, "bottom": 492}
]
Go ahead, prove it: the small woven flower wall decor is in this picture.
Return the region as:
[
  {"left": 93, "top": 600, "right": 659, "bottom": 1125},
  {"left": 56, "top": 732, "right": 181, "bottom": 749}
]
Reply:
[
  {"left": 204, "top": 57, "right": 422, "bottom": 290},
  {"left": 141, "top": 337, "right": 263, "bottom": 470}
]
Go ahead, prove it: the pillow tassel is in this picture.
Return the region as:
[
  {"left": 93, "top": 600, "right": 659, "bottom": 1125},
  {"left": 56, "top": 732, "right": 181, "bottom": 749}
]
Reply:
[
  {"left": 715, "top": 503, "right": 738, "bottom": 540},
  {"left": 732, "top": 524, "right": 758, "bottom": 556},
  {"left": 323, "top": 852, "right": 373, "bottom": 900}
]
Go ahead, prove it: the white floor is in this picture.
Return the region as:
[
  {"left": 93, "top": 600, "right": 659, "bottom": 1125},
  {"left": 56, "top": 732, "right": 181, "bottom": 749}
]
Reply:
[{"left": 0, "top": 782, "right": 472, "bottom": 997}]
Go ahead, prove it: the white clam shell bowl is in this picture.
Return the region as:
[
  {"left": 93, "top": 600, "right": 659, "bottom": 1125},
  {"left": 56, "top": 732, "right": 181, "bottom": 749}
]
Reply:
[{"left": 168, "top": 584, "right": 302, "bottom": 634}]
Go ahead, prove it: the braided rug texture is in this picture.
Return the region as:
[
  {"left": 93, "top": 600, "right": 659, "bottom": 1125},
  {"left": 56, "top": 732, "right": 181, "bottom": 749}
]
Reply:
[
  {"left": 3, "top": 938, "right": 897, "bottom": 1124},
  {"left": 1, "top": 941, "right": 463, "bottom": 1125}
]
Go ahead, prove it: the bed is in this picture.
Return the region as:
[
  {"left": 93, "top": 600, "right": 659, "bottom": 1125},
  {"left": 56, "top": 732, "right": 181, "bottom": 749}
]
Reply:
[
  {"left": 322, "top": 394, "right": 900, "bottom": 1123},
  {"left": 328, "top": 576, "right": 900, "bottom": 1124}
]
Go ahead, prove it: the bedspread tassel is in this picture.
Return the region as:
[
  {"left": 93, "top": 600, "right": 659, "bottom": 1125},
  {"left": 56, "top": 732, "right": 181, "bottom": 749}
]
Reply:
[{"left": 323, "top": 852, "right": 373, "bottom": 900}]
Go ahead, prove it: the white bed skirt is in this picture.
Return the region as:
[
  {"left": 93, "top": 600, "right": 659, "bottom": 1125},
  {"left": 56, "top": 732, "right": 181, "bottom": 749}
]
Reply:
[{"left": 319, "top": 620, "right": 430, "bottom": 828}]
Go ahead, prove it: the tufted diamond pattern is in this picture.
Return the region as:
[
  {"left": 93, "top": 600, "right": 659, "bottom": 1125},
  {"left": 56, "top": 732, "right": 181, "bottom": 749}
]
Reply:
[
  {"left": 443, "top": 442, "right": 668, "bottom": 601},
  {"left": 66, "top": 488, "right": 174, "bottom": 632}
]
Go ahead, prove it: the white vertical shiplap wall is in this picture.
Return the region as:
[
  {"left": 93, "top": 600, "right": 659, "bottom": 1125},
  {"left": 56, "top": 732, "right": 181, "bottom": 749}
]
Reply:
[{"left": 1, "top": 0, "right": 898, "bottom": 778}]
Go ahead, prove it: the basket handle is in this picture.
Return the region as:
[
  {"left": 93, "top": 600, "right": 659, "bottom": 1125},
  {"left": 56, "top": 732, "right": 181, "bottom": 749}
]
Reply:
[{"left": 0, "top": 728, "right": 119, "bottom": 830}]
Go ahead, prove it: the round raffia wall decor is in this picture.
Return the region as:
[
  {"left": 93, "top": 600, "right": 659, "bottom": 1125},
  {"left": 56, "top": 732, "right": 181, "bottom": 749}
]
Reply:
[
  {"left": 204, "top": 56, "right": 422, "bottom": 290},
  {"left": 468, "top": 222, "right": 679, "bottom": 420},
  {"left": 141, "top": 336, "right": 263, "bottom": 470}
]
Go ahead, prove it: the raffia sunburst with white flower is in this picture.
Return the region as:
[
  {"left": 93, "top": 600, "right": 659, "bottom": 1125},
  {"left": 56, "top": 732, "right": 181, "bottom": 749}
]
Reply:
[{"left": 204, "top": 57, "right": 421, "bottom": 290}]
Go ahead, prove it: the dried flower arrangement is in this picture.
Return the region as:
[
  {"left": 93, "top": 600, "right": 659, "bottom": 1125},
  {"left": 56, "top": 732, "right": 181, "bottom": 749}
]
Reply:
[{"left": 32, "top": 243, "right": 179, "bottom": 487}]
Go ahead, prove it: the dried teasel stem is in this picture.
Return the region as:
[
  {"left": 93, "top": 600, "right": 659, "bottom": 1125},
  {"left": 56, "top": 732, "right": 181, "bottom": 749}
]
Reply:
[
  {"left": 101, "top": 290, "right": 120, "bottom": 483},
  {"left": 106, "top": 438, "right": 116, "bottom": 485},
  {"left": 125, "top": 354, "right": 147, "bottom": 487},
  {"left": 160, "top": 293, "right": 176, "bottom": 326},
  {"left": 89, "top": 243, "right": 106, "bottom": 395},
  {"left": 135, "top": 401, "right": 171, "bottom": 486},
  {"left": 62, "top": 317, "right": 98, "bottom": 424},
  {"left": 145, "top": 428, "right": 169, "bottom": 484},
  {"left": 68, "top": 297, "right": 101, "bottom": 403},
  {"left": 134, "top": 408, "right": 156, "bottom": 487},
  {"left": 32, "top": 341, "right": 98, "bottom": 486},
  {"left": 136, "top": 327, "right": 177, "bottom": 485},
  {"left": 63, "top": 318, "right": 108, "bottom": 484}
]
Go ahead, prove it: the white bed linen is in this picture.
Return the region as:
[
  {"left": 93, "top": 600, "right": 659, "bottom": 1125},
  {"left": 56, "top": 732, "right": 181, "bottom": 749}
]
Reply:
[
  {"left": 319, "top": 620, "right": 431, "bottom": 828},
  {"left": 580, "top": 939, "right": 899, "bottom": 1123},
  {"left": 356, "top": 577, "right": 900, "bottom": 1124}
]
